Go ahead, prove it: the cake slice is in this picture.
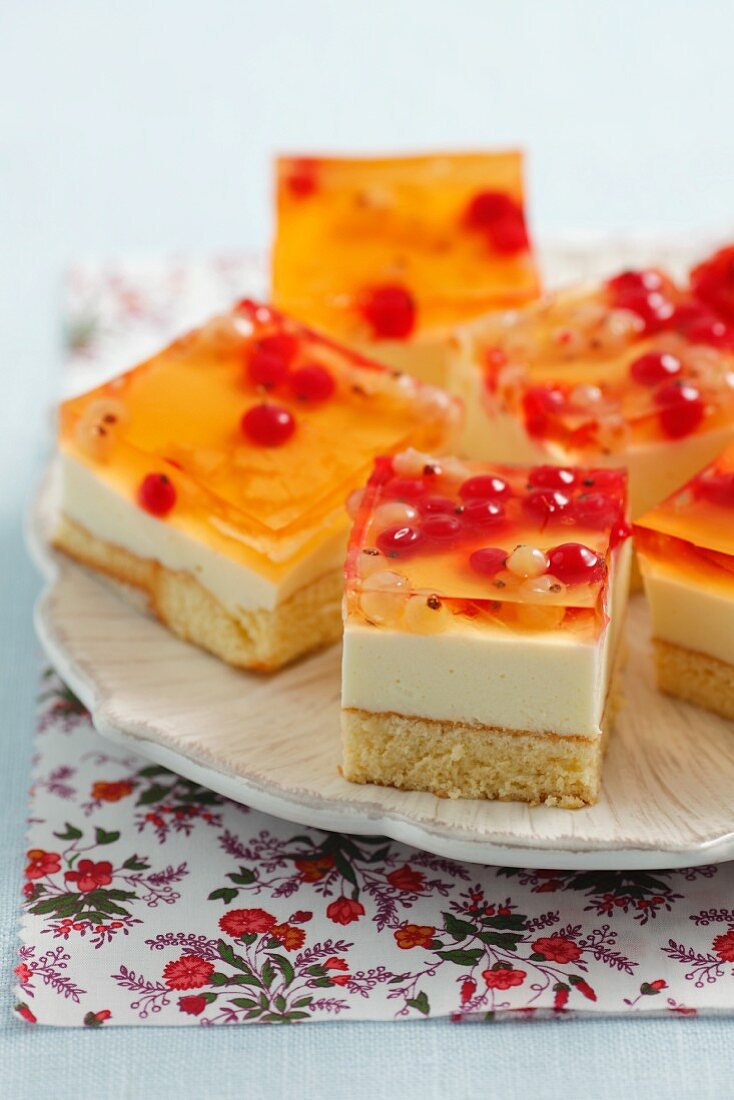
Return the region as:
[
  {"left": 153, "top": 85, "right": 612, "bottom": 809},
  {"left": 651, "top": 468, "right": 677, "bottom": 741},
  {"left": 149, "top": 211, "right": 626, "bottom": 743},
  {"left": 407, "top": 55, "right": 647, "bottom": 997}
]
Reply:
[
  {"left": 341, "top": 451, "right": 632, "bottom": 807},
  {"left": 635, "top": 443, "right": 734, "bottom": 720},
  {"left": 54, "top": 301, "right": 460, "bottom": 671},
  {"left": 272, "top": 150, "right": 540, "bottom": 386},
  {"left": 449, "top": 266, "right": 734, "bottom": 518}
]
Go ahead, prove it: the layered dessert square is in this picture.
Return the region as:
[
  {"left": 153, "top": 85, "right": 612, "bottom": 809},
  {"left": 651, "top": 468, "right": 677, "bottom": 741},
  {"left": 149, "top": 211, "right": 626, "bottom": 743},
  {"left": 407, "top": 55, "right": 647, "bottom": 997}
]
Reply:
[
  {"left": 635, "top": 443, "right": 734, "bottom": 721},
  {"left": 341, "top": 451, "right": 632, "bottom": 806},
  {"left": 55, "top": 301, "right": 460, "bottom": 671},
  {"left": 272, "top": 150, "right": 540, "bottom": 386},
  {"left": 449, "top": 265, "right": 734, "bottom": 518}
]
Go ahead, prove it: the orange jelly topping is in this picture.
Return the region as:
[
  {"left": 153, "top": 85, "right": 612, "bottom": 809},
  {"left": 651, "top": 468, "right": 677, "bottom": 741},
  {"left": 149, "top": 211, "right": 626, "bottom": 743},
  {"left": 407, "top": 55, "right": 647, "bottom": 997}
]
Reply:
[
  {"left": 345, "top": 452, "right": 630, "bottom": 636},
  {"left": 58, "top": 301, "right": 460, "bottom": 581},
  {"left": 634, "top": 441, "right": 734, "bottom": 587},
  {"left": 272, "top": 151, "right": 540, "bottom": 340},
  {"left": 476, "top": 268, "right": 734, "bottom": 453}
]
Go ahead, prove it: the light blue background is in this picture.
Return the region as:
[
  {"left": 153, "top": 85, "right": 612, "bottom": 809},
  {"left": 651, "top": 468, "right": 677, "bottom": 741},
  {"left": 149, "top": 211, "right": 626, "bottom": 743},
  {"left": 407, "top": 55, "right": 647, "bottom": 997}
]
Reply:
[{"left": 2, "top": 2, "right": 733, "bottom": 1096}]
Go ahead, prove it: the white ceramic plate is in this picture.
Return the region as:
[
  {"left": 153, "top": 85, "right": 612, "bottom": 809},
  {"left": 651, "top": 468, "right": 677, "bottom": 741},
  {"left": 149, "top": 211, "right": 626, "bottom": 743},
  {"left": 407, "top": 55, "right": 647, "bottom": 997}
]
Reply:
[{"left": 29, "top": 465, "right": 734, "bottom": 869}]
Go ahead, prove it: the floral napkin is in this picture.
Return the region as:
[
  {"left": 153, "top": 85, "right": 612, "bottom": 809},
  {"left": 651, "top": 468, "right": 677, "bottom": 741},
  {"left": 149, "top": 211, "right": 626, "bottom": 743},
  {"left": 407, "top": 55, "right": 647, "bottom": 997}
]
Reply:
[
  {"left": 15, "top": 250, "right": 734, "bottom": 1026},
  {"left": 14, "top": 672, "right": 734, "bottom": 1026}
]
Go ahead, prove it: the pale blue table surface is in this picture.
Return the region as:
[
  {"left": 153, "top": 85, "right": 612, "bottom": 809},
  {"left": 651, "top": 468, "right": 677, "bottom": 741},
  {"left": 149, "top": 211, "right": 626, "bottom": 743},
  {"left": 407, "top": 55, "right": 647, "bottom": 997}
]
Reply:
[{"left": 2, "top": 1, "right": 733, "bottom": 1095}]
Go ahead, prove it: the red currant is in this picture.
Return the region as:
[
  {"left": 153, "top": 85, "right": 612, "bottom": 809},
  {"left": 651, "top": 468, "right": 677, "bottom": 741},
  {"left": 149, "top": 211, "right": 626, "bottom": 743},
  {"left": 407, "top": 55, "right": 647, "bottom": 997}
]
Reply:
[
  {"left": 463, "top": 190, "right": 516, "bottom": 229},
  {"left": 421, "top": 514, "right": 462, "bottom": 542},
  {"left": 285, "top": 158, "right": 318, "bottom": 199},
  {"left": 386, "top": 477, "right": 427, "bottom": 500},
  {"left": 469, "top": 547, "right": 507, "bottom": 576},
  {"left": 460, "top": 498, "right": 505, "bottom": 526},
  {"left": 671, "top": 302, "right": 734, "bottom": 348},
  {"left": 572, "top": 492, "right": 619, "bottom": 528},
  {"left": 459, "top": 475, "right": 511, "bottom": 500},
  {"left": 547, "top": 542, "right": 604, "bottom": 585},
  {"left": 697, "top": 471, "right": 734, "bottom": 507},
  {"left": 607, "top": 269, "right": 664, "bottom": 296},
  {"left": 629, "top": 351, "right": 682, "bottom": 386},
  {"left": 521, "top": 386, "right": 566, "bottom": 438},
  {"left": 361, "top": 284, "right": 416, "bottom": 339},
  {"left": 376, "top": 525, "right": 424, "bottom": 557},
  {"left": 579, "top": 469, "right": 626, "bottom": 491},
  {"left": 247, "top": 338, "right": 295, "bottom": 390},
  {"left": 527, "top": 465, "right": 577, "bottom": 491},
  {"left": 690, "top": 245, "right": 734, "bottom": 323},
  {"left": 522, "top": 488, "right": 571, "bottom": 523},
  {"left": 654, "top": 381, "right": 705, "bottom": 439},
  {"left": 138, "top": 473, "right": 176, "bottom": 517},
  {"left": 241, "top": 404, "right": 296, "bottom": 446},
  {"left": 488, "top": 213, "right": 529, "bottom": 254},
  {"left": 610, "top": 519, "right": 632, "bottom": 548},
  {"left": 288, "top": 364, "right": 335, "bottom": 402}
]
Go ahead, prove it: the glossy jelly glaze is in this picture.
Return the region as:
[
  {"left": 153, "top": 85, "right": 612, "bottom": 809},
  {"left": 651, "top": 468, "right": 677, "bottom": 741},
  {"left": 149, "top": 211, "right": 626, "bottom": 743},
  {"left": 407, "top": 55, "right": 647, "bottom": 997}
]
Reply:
[
  {"left": 59, "top": 300, "right": 461, "bottom": 580},
  {"left": 272, "top": 151, "right": 540, "bottom": 340},
  {"left": 476, "top": 266, "right": 734, "bottom": 456},
  {"left": 634, "top": 441, "right": 734, "bottom": 588},
  {"left": 345, "top": 450, "right": 630, "bottom": 637}
]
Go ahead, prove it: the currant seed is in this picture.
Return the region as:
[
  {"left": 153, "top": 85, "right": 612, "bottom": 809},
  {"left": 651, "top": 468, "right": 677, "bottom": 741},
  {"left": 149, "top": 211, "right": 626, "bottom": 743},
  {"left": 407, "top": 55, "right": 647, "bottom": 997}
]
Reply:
[
  {"left": 506, "top": 545, "right": 549, "bottom": 579},
  {"left": 241, "top": 404, "right": 296, "bottom": 446},
  {"left": 469, "top": 547, "right": 507, "bottom": 576},
  {"left": 547, "top": 542, "right": 604, "bottom": 584},
  {"left": 288, "top": 364, "right": 335, "bottom": 402},
  {"left": 138, "top": 473, "right": 176, "bottom": 517}
]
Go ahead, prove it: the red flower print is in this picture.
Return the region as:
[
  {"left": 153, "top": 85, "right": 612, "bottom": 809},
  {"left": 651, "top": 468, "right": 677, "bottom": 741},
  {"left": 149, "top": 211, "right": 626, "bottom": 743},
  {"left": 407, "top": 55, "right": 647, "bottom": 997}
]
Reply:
[
  {"left": 294, "top": 855, "right": 335, "bottom": 883},
  {"left": 394, "top": 924, "right": 436, "bottom": 949},
  {"left": 713, "top": 929, "right": 734, "bottom": 962},
  {"left": 219, "top": 908, "right": 276, "bottom": 937},
  {"left": 532, "top": 935, "right": 582, "bottom": 964},
  {"left": 571, "top": 976, "right": 597, "bottom": 1002},
  {"left": 163, "top": 954, "right": 215, "bottom": 990},
  {"left": 482, "top": 966, "right": 526, "bottom": 990},
  {"left": 326, "top": 897, "right": 365, "bottom": 926},
  {"left": 323, "top": 957, "right": 349, "bottom": 971},
  {"left": 289, "top": 910, "right": 312, "bottom": 924},
  {"left": 14, "top": 963, "right": 32, "bottom": 984},
  {"left": 64, "top": 859, "right": 113, "bottom": 893},
  {"left": 91, "top": 779, "right": 134, "bottom": 802},
  {"left": 460, "top": 979, "right": 477, "bottom": 1004},
  {"left": 15, "top": 1003, "right": 37, "bottom": 1024},
  {"left": 386, "top": 864, "right": 426, "bottom": 892},
  {"left": 553, "top": 983, "right": 570, "bottom": 1010},
  {"left": 24, "top": 849, "right": 61, "bottom": 880},
  {"left": 330, "top": 974, "right": 351, "bottom": 986},
  {"left": 22, "top": 883, "right": 34, "bottom": 899},
  {"left": 178, "top": 994, "right": 208, "bottom": 1016},
  {"left": 649, "top": 979, "right": 668, "bottom": 991},
  {"left": 270, "top": 923, "right": 306, "bottom": 951}
]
